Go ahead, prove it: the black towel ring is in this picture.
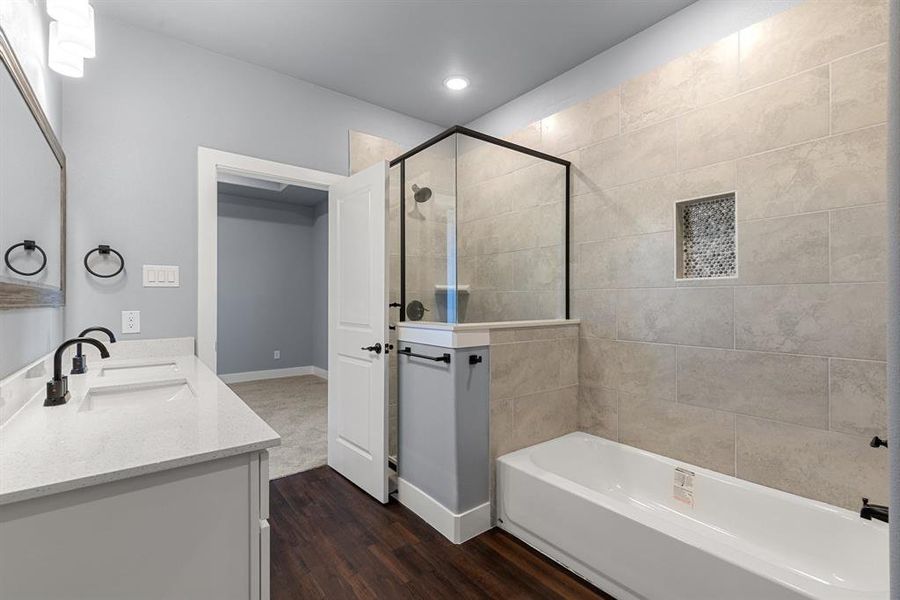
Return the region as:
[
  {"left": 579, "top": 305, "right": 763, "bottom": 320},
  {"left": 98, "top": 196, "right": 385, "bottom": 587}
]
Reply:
[
  {"left": 4, "top": 240, "right": 47, "bottom": 277},
  {"left": 84, "top": 244, "right": 125, "bottom": 278}
]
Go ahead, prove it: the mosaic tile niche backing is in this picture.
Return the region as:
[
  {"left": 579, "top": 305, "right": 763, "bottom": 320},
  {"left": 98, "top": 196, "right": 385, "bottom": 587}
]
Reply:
[{"left": 677, "top": 194, "right": 736, "bottom": 279}]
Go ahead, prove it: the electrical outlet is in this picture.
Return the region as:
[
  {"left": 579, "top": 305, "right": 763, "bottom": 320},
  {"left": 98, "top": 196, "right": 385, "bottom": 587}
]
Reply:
[
  {"left": 273, "top": 350, "right": 280, "bottom": 360},
  {"left": 122, "top": 310, "right": 140, "bottom": 334}
]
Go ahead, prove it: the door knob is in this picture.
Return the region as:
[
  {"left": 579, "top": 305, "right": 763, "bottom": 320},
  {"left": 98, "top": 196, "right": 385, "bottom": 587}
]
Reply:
[{"left": 361, "top": 343, "right": 383, "bottom": 354}]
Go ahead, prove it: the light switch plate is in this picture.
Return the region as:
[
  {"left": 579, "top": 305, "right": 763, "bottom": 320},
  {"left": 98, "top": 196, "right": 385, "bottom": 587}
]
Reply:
[
  {"left": 143, "top": 265, "right": 180, "bottom": 287},
  {"left": 122, "top": 310, "right": 140, "bottom": 334}
]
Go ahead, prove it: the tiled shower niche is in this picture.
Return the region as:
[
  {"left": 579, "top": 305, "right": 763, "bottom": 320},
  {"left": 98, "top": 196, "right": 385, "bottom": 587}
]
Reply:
[{"left": 675, "top": 193, "right": 736, "bottom": 280}]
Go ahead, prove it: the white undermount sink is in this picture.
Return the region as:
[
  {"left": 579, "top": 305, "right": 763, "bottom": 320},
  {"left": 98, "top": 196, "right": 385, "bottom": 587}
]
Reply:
[
  {"left": 79, "top": 379, "right": 195, "bottom": 411},
  {"left": 98, "top": 361, "right": 179, "bottom": 379}
]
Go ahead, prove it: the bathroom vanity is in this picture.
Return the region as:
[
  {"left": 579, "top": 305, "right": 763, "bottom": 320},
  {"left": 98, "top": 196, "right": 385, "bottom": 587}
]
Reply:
[{"left": 0, "top": 342, "right": 279, "bottom": 600}]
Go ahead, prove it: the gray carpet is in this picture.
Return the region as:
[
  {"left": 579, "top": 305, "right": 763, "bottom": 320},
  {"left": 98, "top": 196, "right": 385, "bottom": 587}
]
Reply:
[{"left": 228, "top": 375, "right": 327, "bottom": 479}]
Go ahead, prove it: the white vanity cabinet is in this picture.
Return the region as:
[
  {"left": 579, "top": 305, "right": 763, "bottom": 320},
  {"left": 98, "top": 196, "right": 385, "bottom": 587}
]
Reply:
[{"left": 0, "top": 450, "right": 271, "bottom": 599}]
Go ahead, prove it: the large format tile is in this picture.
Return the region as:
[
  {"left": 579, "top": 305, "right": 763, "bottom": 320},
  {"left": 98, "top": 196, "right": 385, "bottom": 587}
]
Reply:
[
  {"left": 738, "top": 0, "right": 888, "bottom": 91},
  {"left": 490, "top": 396, "right": 517, "bottom": 459},
  {"left": 571, "top": 289, "right": 617, "bottom": 339},
  {"left": 617, "top": 288, "right": 733, "bottom": 348},
  {"left": 540, "top": 88, "right": 619, "bottom": 155},
  {"left": 580, "top": 339, "right": 676, "bottom": 401},
  {"left": 511, "top": 247, "right": 563, "bottom": 292},
  {"left": 577, "top": 385, "right": 618, "bottom": 441},
  {"left": 676, "top": 347, "right": 828, "bottom": 428},
  {"left": 491, "top": 340, "right": 561, "bottom": 400},
  {"left": 830, "top": 204, "right": 887, "bottom": 283},
  {"left": 736, "top": 126, "right": 886, "bottom": 220},
  {"left": 737, "top": 212, "right": 829, "bottom": 285},
  {"left": 574, "top": 231, "right": 674, "bottom": 290},
  {"left": 831, "top": 44, "right": 888, "bottom": 133},
  {"left": 621, "top": 34, "right": 739, "bottom": 132},
  {"left": 736, "top": 416, "right": 888, "bottom": 510},
  {"left": 514, "top": 386, "right": 578, "bottom": 448},
  {"left": 572, "top": 191, "right": 618, "bottom": 244},
  {"left": 734, "top": 283, "right": 885, "bottom": 360},
  {"left": 609, "top": 176, "right": 676, "bottom": 238},
  {"left": 677, "top": 67, "right": 829, "bottom": 170},
  {"left": 581, "top": 120, "right": 677, "bottom": 189},
  {"left": 618, "top": 393, "right": 735, "bottom": 475},
  {"left": 829, "top": 358, "right": 886, "bottom": 437},
  {"left": 349, "top": 130, "right": 401, "bottom": 175}
]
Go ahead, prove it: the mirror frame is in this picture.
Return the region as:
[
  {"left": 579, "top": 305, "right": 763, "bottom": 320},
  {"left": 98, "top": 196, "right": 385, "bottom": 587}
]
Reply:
[{"left": 0, "top": 26, "right": 66, "bottom": 309}]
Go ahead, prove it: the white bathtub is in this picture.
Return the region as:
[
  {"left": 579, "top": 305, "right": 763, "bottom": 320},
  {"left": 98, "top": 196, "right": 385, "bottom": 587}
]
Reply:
[{"left": 496, "top": 432, "right": 888, "bottom": 600}]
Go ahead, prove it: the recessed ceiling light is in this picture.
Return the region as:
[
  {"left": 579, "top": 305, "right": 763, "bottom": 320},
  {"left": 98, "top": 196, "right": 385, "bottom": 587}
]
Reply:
[{"left": 444, "top": 76, "right": 469, "bottom": 91}]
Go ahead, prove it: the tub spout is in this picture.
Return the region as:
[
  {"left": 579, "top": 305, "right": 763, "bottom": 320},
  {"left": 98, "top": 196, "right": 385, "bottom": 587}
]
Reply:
[{"left": 860, "top": 498, "right": 889, "bottom": 523}]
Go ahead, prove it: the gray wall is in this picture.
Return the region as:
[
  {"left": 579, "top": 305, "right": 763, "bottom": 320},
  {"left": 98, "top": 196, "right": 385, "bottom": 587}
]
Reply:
[
  {"left": 0, "top": 1, "right": 64, "bottom": 378},
  {"left": 217, "top": 194, "right": 327, "bottom": 375},
  {"left": 61, "top": 16, "right": 440, "bottom": 344},
  {"left": 311, "top": 202, "right": 328, "bottom": 371},
  {"left": 468, "top": 0, "right": 800, "bottom": 136}
]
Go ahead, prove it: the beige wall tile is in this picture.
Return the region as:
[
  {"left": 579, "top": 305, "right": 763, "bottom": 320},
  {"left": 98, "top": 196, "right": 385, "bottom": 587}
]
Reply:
[
  {"left": 734, "top": 283, "right": 886, "bottom": 360},
  {"left": 571, "top": 289, "right": 617, "bottom": 339},
  {"left": 348, "top": 130, "right": 402, "bottom": 175},
  {"left": 674, "top": 161, "right": 737, "bottom": 201},
  {"left": 502, "top": 121, "right": 542, "bottom": 149},
  {"left": 572, "top": 191, "right": 618, "bottom": 243},
  {"left": 677, "top": 67, "right": 829, "bottom": 170},
  {"left": 677, "top": 347, "right": 828, "bottom": 428},
  {"left": 831, "top": 203, "right": 887, "bottom": 283},
  {"left": 738, "top": 212, "right": 830, "bottom": 284},
  {"left": 540, "top": 88, "right": 619, "bottom": 155},
  {"left": 560, "top": 337, "right": 579, "bottom": 387},
  {"left": 617, "top": 288, "right": 734, "bottom": 348},
  {"left": 491, "top": 340, "right": 561, "bottom": 399},
  {"left": 736, "top": 126, "right": 886, "bottom": 220},
  {"left": 610, "top": 176, "right": 676, "bottom": 237},
  {"left": 736, "top": 416, "right": 888, "bottom": 510},
  {"left": 578, "top": 385, "right": 618, "bottom": 440},
  {"left": 579, "top": 336, "right": 617, "bottom": 390},
  {"left": 616, "top": 341, "right": 676, "bottom": 400},
  {"left": 490, "top": 396, "right": 517, "bottom": 459},
  {"left": 622, "top": 34, "right": 739, "bottom": 132},
  {"left": 575, "top": 232, "right": 674, "bottom": 290},
  {"left": 830, "top": 358, "right": 886, "bottom": 437},
  {"left": 511, "top": 247, "right": 563, "bottom": 292},
  {"left": 831, "top": 44, "right": 888, "bottom": 133},
  {"left": 582, "top": 119, "right": 677, "bottom": 189},
  {"left": 738, "top": 0, "right": 888, "bottom": 91},
  {"left": 619, "top": 393, "right": 735, "bottom": 475},
  {"left": 514, "top": 386, "right": 578, "bottom": 448}
]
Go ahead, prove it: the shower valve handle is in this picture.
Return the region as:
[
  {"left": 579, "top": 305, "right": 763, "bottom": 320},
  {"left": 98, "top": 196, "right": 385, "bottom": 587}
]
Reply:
[{"left": 361, "top": 343, "right": 383, "bottom": 354}]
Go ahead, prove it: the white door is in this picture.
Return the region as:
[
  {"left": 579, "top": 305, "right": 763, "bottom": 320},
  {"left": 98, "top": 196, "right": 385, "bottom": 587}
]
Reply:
[{"left": 327, "top": 160, "right": 390, "bottom": 503}]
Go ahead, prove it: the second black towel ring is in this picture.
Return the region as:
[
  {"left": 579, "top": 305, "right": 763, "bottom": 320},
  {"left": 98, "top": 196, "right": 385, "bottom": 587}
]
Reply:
[
  {"left": 84, "top": 244, "right": 125, "bottom": 278},
  {"left": 4, "top": 240, "right": 47, "bottom": 277}
]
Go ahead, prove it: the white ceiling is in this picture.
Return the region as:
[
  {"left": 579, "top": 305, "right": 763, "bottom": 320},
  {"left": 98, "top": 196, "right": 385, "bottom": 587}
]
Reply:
[{"left": 93, "top": 0, "right": 694, "bottom": 126}]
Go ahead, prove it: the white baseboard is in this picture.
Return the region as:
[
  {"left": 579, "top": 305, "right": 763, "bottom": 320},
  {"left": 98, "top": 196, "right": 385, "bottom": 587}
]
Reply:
[
  {"left": 397, "top": 477, "right": 492, "bottom": 544},
  {"left": 219, "top": 365, "right": 328, "bottom": 384}
]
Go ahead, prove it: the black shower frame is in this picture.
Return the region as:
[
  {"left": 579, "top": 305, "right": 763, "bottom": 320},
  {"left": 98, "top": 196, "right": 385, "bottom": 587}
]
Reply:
[{"left": 389, "top": 125, "right": 571, "bottom": 322}]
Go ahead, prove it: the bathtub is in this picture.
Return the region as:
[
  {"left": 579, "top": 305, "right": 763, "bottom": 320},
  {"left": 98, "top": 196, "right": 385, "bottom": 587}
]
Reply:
[{"left": 496, "top": 432, "right": 888, "bottom": 600}]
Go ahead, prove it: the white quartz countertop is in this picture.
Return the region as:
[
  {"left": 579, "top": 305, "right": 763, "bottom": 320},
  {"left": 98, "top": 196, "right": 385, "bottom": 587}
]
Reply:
[{"left": 0, "top": 355, "right": 280, "bottom": 506}]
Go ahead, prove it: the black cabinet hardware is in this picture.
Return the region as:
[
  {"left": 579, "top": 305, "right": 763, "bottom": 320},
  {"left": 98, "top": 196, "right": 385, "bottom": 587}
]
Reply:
[
  {"left": 399, "top": 347, "right": 451, "bottom": 364},
  {"left": 468, "top": 355, "right": 483, "bottom": 365},
  {"left": 4, "top": 240, "right": 47, "bottom": 276}
]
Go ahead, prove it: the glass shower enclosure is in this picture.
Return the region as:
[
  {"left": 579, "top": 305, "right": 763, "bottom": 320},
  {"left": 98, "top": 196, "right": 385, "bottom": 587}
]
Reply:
[{"left": 389, "top": 126, "right": 570, "bottom": 324}]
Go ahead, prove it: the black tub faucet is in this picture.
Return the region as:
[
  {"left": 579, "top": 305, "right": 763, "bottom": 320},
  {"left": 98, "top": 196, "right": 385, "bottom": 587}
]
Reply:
[
  {"left": 71, "top": 326, "right": 116, "bottom": 375},
  {"left": 46, "top": 338, "right": 110, "bottom": 406},
  {"left": 860, "top": 498, "right": 889, "bottom": 523}
]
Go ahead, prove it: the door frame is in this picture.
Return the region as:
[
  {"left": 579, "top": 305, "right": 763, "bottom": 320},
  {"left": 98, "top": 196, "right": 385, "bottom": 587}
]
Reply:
[{"left": 196, "top": 147, "right": 345, "bottom": 371}]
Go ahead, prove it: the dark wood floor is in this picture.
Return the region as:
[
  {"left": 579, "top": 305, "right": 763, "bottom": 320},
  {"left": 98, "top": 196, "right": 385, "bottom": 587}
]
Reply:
[{"left": 270, "top": 466, "right": 614, "bottom": 599}]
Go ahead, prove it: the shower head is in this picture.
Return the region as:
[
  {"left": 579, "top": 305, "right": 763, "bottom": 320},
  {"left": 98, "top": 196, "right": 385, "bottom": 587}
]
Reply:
[{"left": 411, "top": 184, "right": 432, "bottom": 204}]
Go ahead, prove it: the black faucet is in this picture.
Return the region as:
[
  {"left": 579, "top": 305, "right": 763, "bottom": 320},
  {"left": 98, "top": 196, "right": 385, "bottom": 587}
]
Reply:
[
  {"left": 45, "top": 338, "right": 110, "bottom": 406},
  {"left": 860, "top": 498, "right": 889, "bottom": 523},
  {"left": 71, "top": 326, "right": 116, "bottom": 374}
]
